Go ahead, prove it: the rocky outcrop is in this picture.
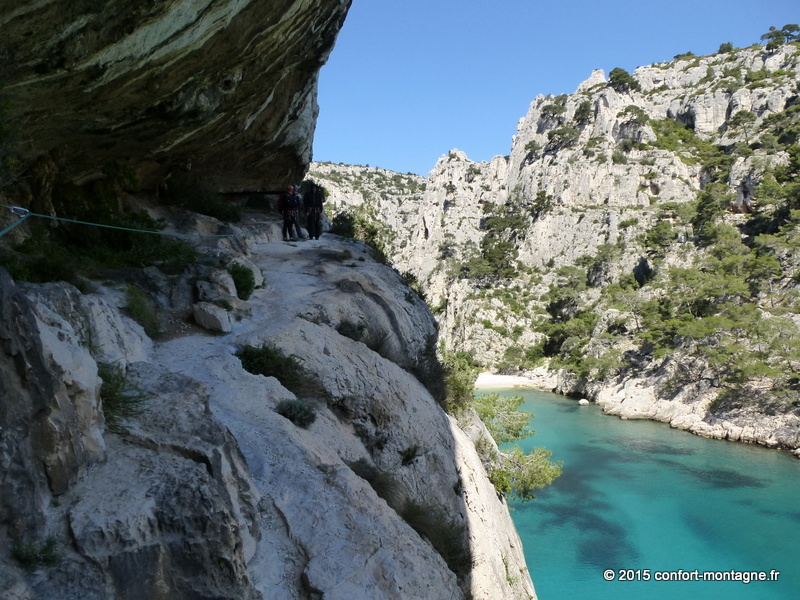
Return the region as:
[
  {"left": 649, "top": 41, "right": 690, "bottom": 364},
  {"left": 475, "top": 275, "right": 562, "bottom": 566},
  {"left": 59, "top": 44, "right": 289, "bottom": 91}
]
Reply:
[
  {"left": 65, "top": 366, "right": 262, "bottom": 600},
  {"left": 0, "top": 210, "right": 535, "bottom": 598},
  {"left": 0, "top": 0, "right": 352, "bottom": 191},
  {"left": 591, "top": 375, "right": 800, "bottom": 451},
  {"left": 0, "top": 272, "right": 143, "bottom": 534}
]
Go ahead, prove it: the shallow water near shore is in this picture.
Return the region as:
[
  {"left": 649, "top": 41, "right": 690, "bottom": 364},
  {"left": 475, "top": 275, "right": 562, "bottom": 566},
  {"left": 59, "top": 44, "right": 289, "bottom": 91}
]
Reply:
[{"left": 488, "top": 388, "right": 800, "bottom": 600}]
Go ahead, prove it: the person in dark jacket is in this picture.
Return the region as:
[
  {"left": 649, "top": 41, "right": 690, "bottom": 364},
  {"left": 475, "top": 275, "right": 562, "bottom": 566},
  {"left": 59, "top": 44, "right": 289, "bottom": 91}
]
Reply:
[
  {"left": 303, "top": 182, "right": 325, "bottom": 240},
  {"left": 278, "top": 185, "right": 303, "bottom": 241}
]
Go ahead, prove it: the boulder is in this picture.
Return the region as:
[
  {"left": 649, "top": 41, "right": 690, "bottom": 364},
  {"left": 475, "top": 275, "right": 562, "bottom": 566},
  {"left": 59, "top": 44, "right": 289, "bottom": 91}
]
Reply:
[{"left": 193, "top": 301, "right": 233, "bottom": 332}]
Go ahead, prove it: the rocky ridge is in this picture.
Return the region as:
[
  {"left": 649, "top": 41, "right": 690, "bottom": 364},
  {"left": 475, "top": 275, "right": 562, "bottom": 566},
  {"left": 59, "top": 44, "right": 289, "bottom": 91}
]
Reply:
[
  {"left": 309, "top": 41, "right": 800, "bottom": 456},
  {"left": 0, "top": 212, "right": 535, "bottom": 599}
]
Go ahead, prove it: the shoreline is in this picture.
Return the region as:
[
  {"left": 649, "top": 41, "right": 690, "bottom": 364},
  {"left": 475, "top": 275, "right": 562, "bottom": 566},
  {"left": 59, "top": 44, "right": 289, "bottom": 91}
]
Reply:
[
  {"left": 474, "top": 372, "right": 540, "bottom": 390},
  {"left": 475, "top": 371, "right": 800, "bottom": 458}
]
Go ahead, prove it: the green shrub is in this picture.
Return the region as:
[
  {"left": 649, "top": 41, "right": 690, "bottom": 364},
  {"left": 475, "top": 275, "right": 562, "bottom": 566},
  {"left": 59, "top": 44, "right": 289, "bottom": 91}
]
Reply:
[
  {"left": 541, "top": 103, "right": 567, "bottom": 118},
  {"left": 574, "top": 100, "right": 593, "bottom": 125},
  {"left": 499, "top": 343, "right": 545, "bottom": 372},
  {"left": 12, "top": 536, "right": 60, "bottom": 570},
  {"left": 125, "top": 285, "right": 161, "bottom": 338},
  {"left": 546, "top": 126, "right": 581, "bottom": 149},
  {"left": 524, "top": 140, "right": 543, "bottom": 158},
  {"left": 400, "top": 270, "right": 426, "bottom": 301},
  {"left": 275, "top": 399, "right": 316, "bottom": 428},
  {"left": 531, "top": 191, "right": 554, "bottom": 218},
  {"left": 337, "top": 319, "right": 367, "bottom": 341},
  {"left": 236, "top": 343, "right": 303, "bottom": 382},
  {"left": 1, "top": 206, "right": 197, "bottom": 284},
  {"left": 717, "top": 42, "right": 734, "bottom": 54},
  {"left": 612, "top": 150, "right": 628, "bottom": 165},
  {"left": 645, "top": 221, "right": 675, "bottom": 249},
  {"left": 229, "top": 263, "right": 256, "bottom": 300},
  {"left": 0, "top": 245, "right": 76, "bottom": 284},
  {"left": 440, "top": 349, "right": 480, "bottom": 414},
  {"left": 619, "top": 105, "right": 648, "bottom": 125},
  {"left": 400, "top": 444, "right": 422, "bottom": 466},
  {"left": 608, "top": 67, "right": 641, "bottom": 92},
  {"left": 236, "top": 344, "right": 323, "bottom": 398},
  {"left": 98, "top": 363, "right": 147, "bottom": 433},
  {"left": 329, "top": 210, "right": 356, "bottom": 237},
  {"left": 347, "top": 458, "right": 402, "bottom": 506},
  {"left": 650, "top": 118, "right": 734, "bottom": 181},
  {"left": 473, "top": 393, "right": 531, "bottom": 444},
  {"left": 328, "top": 207, "right": 392, "bottom": 264},
  {"left": 488, "top": 466, "right": 513, "bottom": 497},
  {"left": 491, "top": 446, "right": 562, "bottom": 501}
]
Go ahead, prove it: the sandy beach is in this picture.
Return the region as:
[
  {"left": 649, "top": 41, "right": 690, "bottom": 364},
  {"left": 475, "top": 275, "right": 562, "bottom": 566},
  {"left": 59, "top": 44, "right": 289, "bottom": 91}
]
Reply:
[{"left": 474, "top": 372, "right": 540, "bottom": 389}]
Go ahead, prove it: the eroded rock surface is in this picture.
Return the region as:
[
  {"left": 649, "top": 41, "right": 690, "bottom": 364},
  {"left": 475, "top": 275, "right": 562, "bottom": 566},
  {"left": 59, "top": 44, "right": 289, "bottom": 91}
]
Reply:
[
  {"left": 0, "top": 216, "right": 535, "bottom": 599},
  {"left": 1, "top": 0, "right": 352, "bottom": 190}
]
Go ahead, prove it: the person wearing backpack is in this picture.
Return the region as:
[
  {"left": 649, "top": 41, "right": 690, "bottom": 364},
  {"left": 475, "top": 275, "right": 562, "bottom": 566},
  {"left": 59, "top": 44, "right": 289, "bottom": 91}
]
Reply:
[
  {"left": 279, "top": 185, "right": 303, "bottom": 241},
  {"left": 303, "top": 182, "right": 325, "bottom": 240}
]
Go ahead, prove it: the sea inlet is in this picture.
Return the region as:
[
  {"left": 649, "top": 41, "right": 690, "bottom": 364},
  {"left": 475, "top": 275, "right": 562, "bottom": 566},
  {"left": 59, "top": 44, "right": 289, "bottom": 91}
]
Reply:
[{"left": 487, "top": 389, "right": 800, "bottom": 600}]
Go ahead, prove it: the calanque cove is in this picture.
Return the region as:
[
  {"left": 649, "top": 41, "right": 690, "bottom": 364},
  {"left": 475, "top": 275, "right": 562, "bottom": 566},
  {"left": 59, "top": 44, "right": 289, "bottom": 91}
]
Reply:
[{"left": 1, "top": 2, "right": 800, "bottom": 599}]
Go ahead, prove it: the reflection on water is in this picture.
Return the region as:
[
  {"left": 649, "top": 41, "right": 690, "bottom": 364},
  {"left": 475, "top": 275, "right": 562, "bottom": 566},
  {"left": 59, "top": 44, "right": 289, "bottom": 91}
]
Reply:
[{"left": 486, "top": 388, "right": 800, "bottom": 600}]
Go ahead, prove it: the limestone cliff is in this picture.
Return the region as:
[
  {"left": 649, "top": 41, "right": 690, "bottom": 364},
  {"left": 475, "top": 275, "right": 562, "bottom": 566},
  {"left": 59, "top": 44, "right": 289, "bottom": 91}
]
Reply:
[
  {"left": 309, "top": 41, "right": 800, "bottom": 455},
  {"left": 0, "top": 209, "right": 535, "bottom": 598},
  {"left": 1, "top": 0, "right": 351, "bottom": 191},
  {"left": 1, "top": 1, "right": 537, "bottom": 597}
]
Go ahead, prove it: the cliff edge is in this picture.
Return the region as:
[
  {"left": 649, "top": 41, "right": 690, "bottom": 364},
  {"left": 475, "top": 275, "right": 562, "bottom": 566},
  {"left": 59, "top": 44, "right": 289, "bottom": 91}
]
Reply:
[{"left": 0, "top": 213, "right": 535, "bottom": 599}]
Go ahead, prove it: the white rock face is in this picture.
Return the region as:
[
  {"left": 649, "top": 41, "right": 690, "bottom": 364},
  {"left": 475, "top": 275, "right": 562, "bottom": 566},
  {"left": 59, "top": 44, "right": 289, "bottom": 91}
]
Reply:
[
  {"left": 0, "top": 225, "right": 535, "bottom": 599},
  {"left": 590, "top": 370, "right": 800, "bottom": 449}
]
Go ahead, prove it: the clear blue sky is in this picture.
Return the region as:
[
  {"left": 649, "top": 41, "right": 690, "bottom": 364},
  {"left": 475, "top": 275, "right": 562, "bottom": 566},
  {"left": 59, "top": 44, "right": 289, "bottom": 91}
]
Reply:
[{"left": 312, "top": 1, "right": 798, "bottom": 176}]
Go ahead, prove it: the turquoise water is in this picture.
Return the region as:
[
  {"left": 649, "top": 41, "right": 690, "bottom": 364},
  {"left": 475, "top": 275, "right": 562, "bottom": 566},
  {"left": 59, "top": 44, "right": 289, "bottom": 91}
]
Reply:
[{"left": 488, "top": 389, "right": 800, "bottom": 600}]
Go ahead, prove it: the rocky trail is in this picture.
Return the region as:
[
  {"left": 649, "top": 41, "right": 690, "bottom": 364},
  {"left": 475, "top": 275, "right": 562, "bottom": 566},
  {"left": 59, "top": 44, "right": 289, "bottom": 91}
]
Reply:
[{"left": 0, "top": 214, "right": 535, "bottom": 599}]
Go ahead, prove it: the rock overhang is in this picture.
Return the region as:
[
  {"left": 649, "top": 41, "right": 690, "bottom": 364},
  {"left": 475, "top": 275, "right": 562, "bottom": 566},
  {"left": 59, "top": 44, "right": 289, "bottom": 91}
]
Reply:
[{"left": 0, "top": 0, "right": 352, "bottom": 192}]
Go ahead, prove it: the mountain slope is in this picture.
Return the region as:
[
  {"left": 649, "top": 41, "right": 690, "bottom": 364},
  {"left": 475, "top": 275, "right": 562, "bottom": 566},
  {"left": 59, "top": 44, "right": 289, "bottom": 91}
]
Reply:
[{"left": 310, "top": 39, "right": 800, "bottom": 455}]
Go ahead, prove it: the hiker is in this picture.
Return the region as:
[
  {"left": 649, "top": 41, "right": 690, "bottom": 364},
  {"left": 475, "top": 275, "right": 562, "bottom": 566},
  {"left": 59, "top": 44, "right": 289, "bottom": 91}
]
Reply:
[
  {"left": 279, "top": 185, "right": 303, "bottom": 241},
  {"left": 291, "top": 185, "right": 306, "bottom": 239},
  {"left": 303, "top": 182, "right": 325, "bottom": 240}
]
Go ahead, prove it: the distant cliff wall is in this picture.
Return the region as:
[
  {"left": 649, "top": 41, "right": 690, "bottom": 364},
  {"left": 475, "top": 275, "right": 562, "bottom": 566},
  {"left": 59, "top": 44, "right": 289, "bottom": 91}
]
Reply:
[{"left": 310, "top": 42, "right": 800, "bottom": 455}]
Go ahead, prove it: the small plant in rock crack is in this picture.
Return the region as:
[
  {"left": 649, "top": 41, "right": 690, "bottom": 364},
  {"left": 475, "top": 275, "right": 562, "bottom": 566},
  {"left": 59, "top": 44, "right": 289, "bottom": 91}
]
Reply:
[
  {"left": 98, "top": 363, "right": 148, "bottom": 433},
  {"left": 337, "top": 319, "right": 367, "bottom": 341},
  {"left": 347, "top": 458, "right": 402, "bottom": 507},
  {"left": 400, "top": 444, "right": 422, "bottom": 466},
  {"left": 235, "top": 343, "right": 325, "bottom": 398},
  {"left": 275, "top": 399, "right": 317, "bottom": 428},
  {"left": 125, "top": 285, "right": 161, "bottom": 338}
]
